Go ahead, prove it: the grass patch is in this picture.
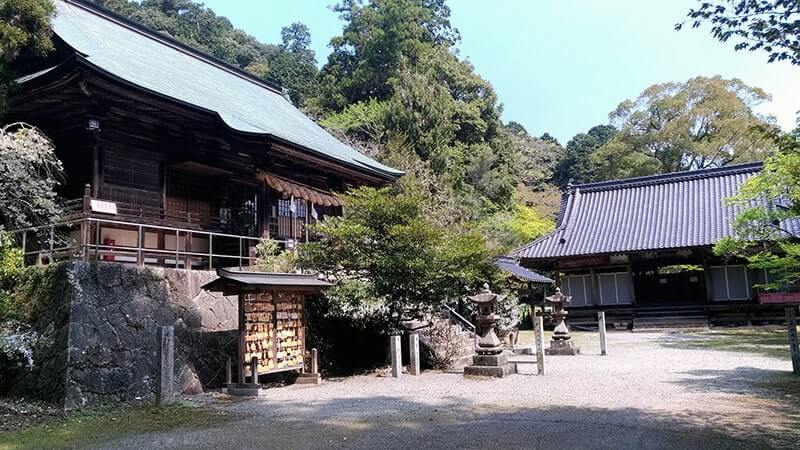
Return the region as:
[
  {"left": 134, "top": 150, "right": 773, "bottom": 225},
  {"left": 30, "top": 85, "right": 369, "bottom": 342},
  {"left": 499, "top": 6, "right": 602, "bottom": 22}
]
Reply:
[
  {"left": 0, "top": 401, "right": 233, "bottom": 450},
  {"left": 661, "top": 326, "right": 796, "bottom": 360}
]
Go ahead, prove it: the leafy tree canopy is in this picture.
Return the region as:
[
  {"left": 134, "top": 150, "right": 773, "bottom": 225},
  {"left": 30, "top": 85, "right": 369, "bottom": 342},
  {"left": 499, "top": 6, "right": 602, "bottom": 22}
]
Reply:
[
  {"left": 714, "top": 128, "right": 800, "bottom": 289},
  {"left": 0, "top": 0, "right": 55, "bottom": 117},
  {"left": 678, "top": 0, "right": 800, "bottom": 65},
  {"left": 589, "top": 76, "right": 775, "bottom": 181},
  {"left": 299, "top": 186, "right": 499, "bottom": 324},
  {"left": 553, "top": 124, "right": 616, "bottom": 188}
]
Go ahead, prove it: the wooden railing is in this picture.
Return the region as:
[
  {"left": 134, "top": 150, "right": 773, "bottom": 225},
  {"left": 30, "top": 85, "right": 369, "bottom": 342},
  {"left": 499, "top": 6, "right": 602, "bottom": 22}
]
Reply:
[{"left": 10, "top": 216, "right": 264, "bottom": 270}]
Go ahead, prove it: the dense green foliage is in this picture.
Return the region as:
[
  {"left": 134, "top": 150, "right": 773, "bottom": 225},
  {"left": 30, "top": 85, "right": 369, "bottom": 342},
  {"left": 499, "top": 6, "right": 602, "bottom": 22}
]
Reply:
[
  {"left": 714, "top": 128, "right": 800, "bottom": 289},
  {"left": 553, "top": 125, "right": 616, "bottom": 188},
  {"left": 551, "top": 76, "right": 776, "bottom": 184},
  {"left": 0, "top": 0, "right": 54, "bottom": 117},
  {"left": 299, "top": 186, "right": 500, "bottom": 325},
  {"left": 678, "top": 0, "right": 800, "bottom": 65},
  {"left": 0, "top": 233, "right": 23, "bottom": 321}
]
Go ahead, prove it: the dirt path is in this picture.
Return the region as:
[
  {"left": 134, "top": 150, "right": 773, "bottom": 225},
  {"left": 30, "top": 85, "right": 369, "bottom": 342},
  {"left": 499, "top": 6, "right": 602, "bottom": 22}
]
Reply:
[{"left": 99, "top": 331, "right": 800, "bottom": 449}]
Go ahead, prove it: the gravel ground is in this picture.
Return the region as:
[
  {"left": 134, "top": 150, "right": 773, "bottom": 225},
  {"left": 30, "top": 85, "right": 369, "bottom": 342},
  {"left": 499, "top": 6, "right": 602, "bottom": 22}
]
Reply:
[{"left": 101, "top": 331, "right": 799, "bottom": 449}]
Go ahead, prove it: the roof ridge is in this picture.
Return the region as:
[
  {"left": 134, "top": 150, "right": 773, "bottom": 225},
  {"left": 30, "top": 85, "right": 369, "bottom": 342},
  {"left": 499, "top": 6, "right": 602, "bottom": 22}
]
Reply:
[
  {"left": 573, "top": 162, "right": 763, "bottom": 192},
  {"left": 62, "top": 0, "right": 286, "bottom": 96}
]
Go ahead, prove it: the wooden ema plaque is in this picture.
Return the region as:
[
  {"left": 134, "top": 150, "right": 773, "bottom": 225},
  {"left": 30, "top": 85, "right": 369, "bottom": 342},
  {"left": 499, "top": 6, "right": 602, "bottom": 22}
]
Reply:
[{"left": 243, "top": 290, "right": 305, "bottom": 374}]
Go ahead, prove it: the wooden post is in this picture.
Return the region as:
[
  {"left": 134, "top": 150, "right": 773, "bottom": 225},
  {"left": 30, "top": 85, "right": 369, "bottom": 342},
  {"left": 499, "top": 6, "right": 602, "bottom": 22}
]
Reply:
[
  {"left": 311, "top": 348, "right": 319, "bottom": 374},
  {"left": 237, "top": 294, "right": 246, "bottom": 384},
  {"left": 786, "top": 306, "right": 800, "bottom": 375},
  {"left": 598, "top": 311, "right": 608, "bottom": 356},
  {"left": 390, "top": 335, "right": 402, "bottom": 378},
  {"left": 136, "top": 225, "right": 145, "bottom": 266},
  {"left": 250, "top": 356, "right": 259, "bottom": 385},
  {"left": 183, "top": 232, "right": 192, "bottom": 269},
  {"left": 408, "top": 333, "right": 420, "bottom": 376},
  {"left": 81, "top": 184, "right": 91, "bottom": 260},
  {"left": 534, "top": 314, "right": 545, "bottom": 375},
  {"left": 225, "top": 356, "right": 232, "bottom": 386},
  {"left": 156, "top": 326, "right": 174, "bottom": 405}
]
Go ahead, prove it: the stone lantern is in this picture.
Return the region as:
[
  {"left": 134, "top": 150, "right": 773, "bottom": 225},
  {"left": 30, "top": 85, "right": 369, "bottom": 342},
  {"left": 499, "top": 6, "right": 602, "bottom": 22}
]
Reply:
[
  {"left": 463, "top": 284, "right": 514, "bottom": 378},
  {"left": 545, "top": 287, "right": 580, "bottom": 355}
]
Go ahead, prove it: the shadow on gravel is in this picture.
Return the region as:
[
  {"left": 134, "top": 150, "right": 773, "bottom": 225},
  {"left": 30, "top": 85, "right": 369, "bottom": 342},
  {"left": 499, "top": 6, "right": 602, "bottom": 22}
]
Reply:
[{"left": 110, "top": 395, "right": 796, "bottom": 450}]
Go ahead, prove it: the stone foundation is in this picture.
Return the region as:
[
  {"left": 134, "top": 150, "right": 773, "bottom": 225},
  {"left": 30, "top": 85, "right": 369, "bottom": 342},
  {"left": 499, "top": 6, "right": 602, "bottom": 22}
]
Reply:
[
  {"left": 545, "top": 339, "right": 580, "bottom": 355},
  {"left": 9, "top": 262, "right": 238, "bottom": 409},
  {"left": 464, "top": 352, "right": 515, "bottom": 378}
]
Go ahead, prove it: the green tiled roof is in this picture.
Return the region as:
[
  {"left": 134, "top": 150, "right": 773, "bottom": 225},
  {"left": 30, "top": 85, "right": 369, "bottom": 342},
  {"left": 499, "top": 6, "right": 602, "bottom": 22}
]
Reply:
[{"left": 35, "top": 0, "right": 402, "bottom": 179}]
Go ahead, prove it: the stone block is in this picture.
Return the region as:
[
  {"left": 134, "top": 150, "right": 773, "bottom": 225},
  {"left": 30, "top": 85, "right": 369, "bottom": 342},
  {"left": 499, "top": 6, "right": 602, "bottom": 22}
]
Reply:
[
  {"left": 295, "top": 373, "right": 321, "bottom": 385},
  {"left": 464, "top": 364, "right": 514, "bottom": 378},
  {"left": 545, "top": 339, "right": 580, "bottom": 355},
  {"left": 472, "top": 353, "right": 509, "bottom": 366}
]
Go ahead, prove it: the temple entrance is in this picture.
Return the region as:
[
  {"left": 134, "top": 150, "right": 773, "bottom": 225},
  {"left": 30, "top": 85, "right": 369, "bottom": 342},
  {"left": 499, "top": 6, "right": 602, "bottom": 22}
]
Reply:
[{"left": 632, "top": 264, "right": 707, "bottom": 305}]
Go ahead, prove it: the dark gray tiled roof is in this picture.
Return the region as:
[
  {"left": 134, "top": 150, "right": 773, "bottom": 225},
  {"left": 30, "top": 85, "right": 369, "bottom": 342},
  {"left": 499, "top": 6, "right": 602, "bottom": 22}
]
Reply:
[
  {"left": 496, "top": 257, "right": 554, "bottom": 284},
  {"left": 513, "top": 162, "right": 798, "bottom": 260},
  {"left": 34, "top": 1, "right": 402, "bottom": 179}
]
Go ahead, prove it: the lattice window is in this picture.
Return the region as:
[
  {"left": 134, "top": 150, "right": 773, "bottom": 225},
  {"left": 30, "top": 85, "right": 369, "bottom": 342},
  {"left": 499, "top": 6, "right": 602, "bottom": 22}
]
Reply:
[
  {"left": 277, "top": 198, "right": 306, "bottom": 218},
  {"left": 103, "top": 150, "right": 159, "bottom": 190},
  {"left": 165, "top": 169, "right": 215, "bottom": 220}
]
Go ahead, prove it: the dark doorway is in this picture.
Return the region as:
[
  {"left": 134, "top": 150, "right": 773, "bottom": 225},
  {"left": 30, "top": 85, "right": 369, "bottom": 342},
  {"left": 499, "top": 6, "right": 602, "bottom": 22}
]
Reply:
[{"left": 633, "top": 265, "right": 706, "bottom": 305}]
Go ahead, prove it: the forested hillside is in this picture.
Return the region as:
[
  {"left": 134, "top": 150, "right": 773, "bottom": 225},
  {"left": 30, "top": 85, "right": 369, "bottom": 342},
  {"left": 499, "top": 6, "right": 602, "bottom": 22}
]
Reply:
[{"left": 86, "top": 0, "right": 777, "bottom": 249}]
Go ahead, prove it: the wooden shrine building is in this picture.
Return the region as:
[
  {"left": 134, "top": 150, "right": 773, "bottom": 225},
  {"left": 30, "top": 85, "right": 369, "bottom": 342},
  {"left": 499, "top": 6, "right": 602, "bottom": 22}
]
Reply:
[
  {"left": 8, "top": 0, "right": 401, "bottom": 268},
  {"left": 202, "top": 268, "right": 331, "bottom": 391},
  {"left": 512, "top": 163, "right": 800, "bottom": 329}
]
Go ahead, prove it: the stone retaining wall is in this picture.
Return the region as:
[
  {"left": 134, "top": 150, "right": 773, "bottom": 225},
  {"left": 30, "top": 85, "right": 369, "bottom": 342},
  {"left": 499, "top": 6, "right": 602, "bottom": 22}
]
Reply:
[{"left": 10, "top": 262, "right": 238, "bottom": 409}]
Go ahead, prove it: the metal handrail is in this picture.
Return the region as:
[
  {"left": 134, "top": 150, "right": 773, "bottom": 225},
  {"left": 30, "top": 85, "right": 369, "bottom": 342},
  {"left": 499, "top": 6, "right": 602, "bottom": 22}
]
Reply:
[{"left": 443, "top": 304, "right": 476, "bottom": 332}]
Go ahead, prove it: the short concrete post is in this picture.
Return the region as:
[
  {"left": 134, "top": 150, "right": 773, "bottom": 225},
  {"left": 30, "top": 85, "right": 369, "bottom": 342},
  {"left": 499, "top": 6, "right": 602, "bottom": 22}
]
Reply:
[
  {"left": 534, "top": 315, "right": 545, "bottom": 375},
  {"left": 786, "top": 307, "right": 800, "bottom": 375},
  {"left": 311, "top": 348, "right": 319, "bottom": 374},
  {"left": 156, "top": 326, "right": 174, "bottom": 405},
  {"left": 225, "top": 356, "right": 232, "bottom": 385},
  {"left": 598, "top": 311, "right": 608, "bottom": 356},
  {"left": 390, "top": 334, "right": 402, "bottom": 378},
  {"left": 408, "top": 333, "right": 420, "bottom": 376},
  {"left": 250, "top": 356, "right": 259, "bottom": 385}
]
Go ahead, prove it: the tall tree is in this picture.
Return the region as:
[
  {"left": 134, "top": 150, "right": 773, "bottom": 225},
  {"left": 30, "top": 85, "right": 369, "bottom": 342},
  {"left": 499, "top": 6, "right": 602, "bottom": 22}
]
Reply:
[
  {"left": 316, "top": 0, "right": 459, "bottom": 111},
  {"left": 553, "top": 124, "right": 616, "bottom": 188},
  {"left": 589, "top": 76, "right": 774, "bottom": 181},
  {"left": 267, "top": 23, "right": 319, "bottom": 105},
  {"left": 0, "top": 0, "right": 55, "bottom": 117},
  {"left": 714, "top": 128, "right": 800, "bottom": 289},
  {"left": 677, "top": 0, "right": 800, "bottom": 65}
]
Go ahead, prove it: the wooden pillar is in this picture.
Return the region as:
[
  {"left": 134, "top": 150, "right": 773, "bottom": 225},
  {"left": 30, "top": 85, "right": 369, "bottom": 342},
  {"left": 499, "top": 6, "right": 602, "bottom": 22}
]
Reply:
[
  {"left": 786, "top": 306, "right": 800, "bottom": 375},
  {"left": 183, "top": 232, "right": 192, "bottom": 269},
  {"left": 626, "top": 264, "right": 637, "bottom": 305},
  {"left": 237, "top": 294, "right": 246, "bottom": 384},
  {"left": 598, "top": 311, "right": 607, "bottom": 356},
  {"left": 589, "top": 268, "right": 598, "bottom": 306},
  {"left": 81, "top": 184, "right": 91, "bottom": 261},
  {"left": 91, "top": 141, "right": 100, "bottom": 198}
]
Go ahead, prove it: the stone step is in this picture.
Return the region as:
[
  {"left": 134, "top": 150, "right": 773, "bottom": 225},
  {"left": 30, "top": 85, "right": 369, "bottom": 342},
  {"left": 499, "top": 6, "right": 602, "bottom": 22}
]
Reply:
[{"left": 512, "top": 346, "right": 535, "bottom": 355}]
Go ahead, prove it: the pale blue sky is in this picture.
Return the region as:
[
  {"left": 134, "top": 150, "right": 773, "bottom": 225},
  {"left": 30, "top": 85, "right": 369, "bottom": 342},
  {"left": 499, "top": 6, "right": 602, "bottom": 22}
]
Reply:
[{"left": 203, "top": 0, "right": 799, "bottom": 144}]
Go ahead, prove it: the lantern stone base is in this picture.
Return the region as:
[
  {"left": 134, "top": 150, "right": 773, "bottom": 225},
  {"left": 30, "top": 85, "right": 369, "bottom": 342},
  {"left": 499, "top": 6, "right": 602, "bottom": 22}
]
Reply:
[
  {"left": 224, "top": 383, "right": 262, "bottom": 397},
  {"left": 464, "top": 352, "right": 515, "bottom": 378},
  {"left": 545, "top": 339, "right": 580, "bottom": 355},
  {"left": 295, "top": 373, "right": 322, "bottom": 385}
]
